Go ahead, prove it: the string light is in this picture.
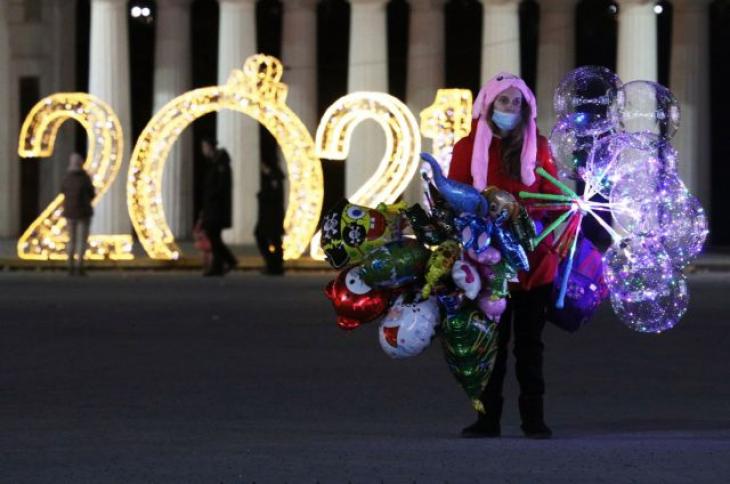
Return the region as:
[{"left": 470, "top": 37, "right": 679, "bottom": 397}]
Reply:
[
  {"left": 309, "top": 91, "right": 421, "bottom": 259},
  {"left": 127, "top": 54, "right": 323, "bottom": 260},
  {"left": 17, "top": 93, "right": 132, "bottom": 261}
]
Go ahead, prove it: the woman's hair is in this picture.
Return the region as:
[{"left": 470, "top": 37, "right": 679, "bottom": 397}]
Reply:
[{"left": 488, "top": 100, "right": 532, "bottom": 180}]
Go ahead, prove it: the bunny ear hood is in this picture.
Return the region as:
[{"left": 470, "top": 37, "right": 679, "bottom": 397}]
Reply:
[{"left": 470, "top": 72, "right": 538, "bottom": 189}]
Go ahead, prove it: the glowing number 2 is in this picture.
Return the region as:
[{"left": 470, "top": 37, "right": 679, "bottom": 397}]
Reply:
[
  {"left": 128, "top": 55, "right": 324, "bottom": 261},
  {"left": 310, "top": 92, "right": 422, "bottom": 258},
  {"left": 17, "top": 93, "right": 132, "bottom": 260}
]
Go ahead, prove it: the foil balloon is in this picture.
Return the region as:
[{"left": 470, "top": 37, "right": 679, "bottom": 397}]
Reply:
[
  {"left": 620, "top": 80, "right": 680, "bottom": 140},
  {"left": 477, "top": 295, "right": 507, "bottom": 322},
  {"left": 359, "top": 239, "right": 431, "bottom": 290},
  {"left": 466, "top": 245, "right": 501, "bottom": 267},
  {"left": 454, "top": 214, "right": 492, "bottom": 254},
  {"left": 440, "top": 303, "right": 499, "bottom": 413},
  {"left": 491, "top": 221, "right": 529, "bottom": 273},
  {"left": 511, "top": 206, "right": 538, "bottom": 252},
  {"left": 324, "top": 266, "right": 391, "bottom": 330},
  {"left": 422, "top": 240, "right": 462, "bottom": 298},
  {"left": 420, "top": 152, "right": 489, "bottom": 217},
  {"left": 378, "top": 295, "right": 440, "bottom": 359},
  {"left": 487, "top": 260, "right": 515, "bottom": 299},
  {"left": 553, "top": 65, "right": 624, "bottom": 136},
  {"left": 320, "top": 198, "right": 403, "bottom": 269},
  {"left": 452, "top": 259, "right": 482, "bottom": 300},
  {"left": 404, "top": 204, "right": 447, "bottom": 246},
  {"left": 482, "top": 186, "right": 519, "bottom": 222}
]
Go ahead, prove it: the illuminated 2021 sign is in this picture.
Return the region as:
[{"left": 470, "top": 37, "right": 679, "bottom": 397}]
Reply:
[{"left": 17, "top": 54, "right": 473, "bottom": 261}]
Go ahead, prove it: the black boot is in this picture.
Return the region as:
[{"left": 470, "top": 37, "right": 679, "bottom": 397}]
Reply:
[
  {"left": 519, "top": 396, "right": 552, "bottom": 439},
  {"left": 461, "top": 397, "right": 502, "bottom": 438}
]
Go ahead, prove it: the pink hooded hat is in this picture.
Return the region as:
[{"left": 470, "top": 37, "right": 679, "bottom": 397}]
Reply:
[{"left": 470, "top": 72, "right": 538, "bottom": 190}]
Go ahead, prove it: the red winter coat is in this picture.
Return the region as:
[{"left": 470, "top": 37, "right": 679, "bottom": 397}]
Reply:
[{"left": 448, "top": 120, "right": 562, "bottom": 291}]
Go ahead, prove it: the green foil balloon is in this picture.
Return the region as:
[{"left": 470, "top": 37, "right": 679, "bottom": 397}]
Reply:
[
  {"left": 440, "top": 304, "right": 499, "bottom": 413},
  {"left": 359, "top": 239, "right": 431, "bottom": 289}
]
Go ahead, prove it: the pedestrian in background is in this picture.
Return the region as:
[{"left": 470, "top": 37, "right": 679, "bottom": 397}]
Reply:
[
  {"left": 255, "top": 157, "right": 285, "bottom": 275},
  {"left": 61, "top": 153, "right": 95, "bottom": 276},
  {"left": 199, "top": 137, "right": 238, "bottom": 276}
]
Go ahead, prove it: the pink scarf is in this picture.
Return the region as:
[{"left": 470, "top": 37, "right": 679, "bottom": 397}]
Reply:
[{"left": 470, "top": 72, "right": 538, "bottom": 190}]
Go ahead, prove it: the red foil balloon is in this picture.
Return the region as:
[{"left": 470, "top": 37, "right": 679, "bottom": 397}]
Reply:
[{"left": 324, "top": 266, "right": 391, "bottom": 330}]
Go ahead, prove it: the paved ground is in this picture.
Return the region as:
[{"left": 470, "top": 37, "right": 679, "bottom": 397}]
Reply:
[{"left": 0, "top": 270, "right": 728, "bottom": 483}]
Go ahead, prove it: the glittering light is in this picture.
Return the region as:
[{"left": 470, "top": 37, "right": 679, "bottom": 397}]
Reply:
[
  {"left": 419, "top": 89, "right": 473, "bottom": 176},
  {"left": 17, "top": 93, "right": 133, "bottom": 261},
  {"left": 128, "top": 54, "right": 323, "bottom": 260},
  {"left": 309, "top": 92, "right": 421, "bottom": 259}
]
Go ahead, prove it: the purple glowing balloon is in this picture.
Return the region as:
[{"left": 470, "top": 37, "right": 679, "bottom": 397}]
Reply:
[
  {"left": 620, "top": 80, "right": 680, "bottom": 140},
  {"left": 608, "top": 270, "right": 688, "bottom": 334},
  {"left": 603, "top": 236, "right": 686, "bottom": 333},
  {"left": 553, "top": 66, "right": 624, "bottom": 136},
  {"left": 586, "top": 132, "right": 671, "bottom": 198}
]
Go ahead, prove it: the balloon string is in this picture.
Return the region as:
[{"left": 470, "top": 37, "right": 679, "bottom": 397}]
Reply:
[
  {"left": 532, "top": 208, "right": 575, "bottom": 247},
  {"left": 556, "top": 213, "right": 584, "bottom": 309}
]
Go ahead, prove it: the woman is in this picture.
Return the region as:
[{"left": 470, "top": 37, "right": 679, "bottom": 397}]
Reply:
[{"left": 448, "top": 73, "right": 561, "bottom": 439}]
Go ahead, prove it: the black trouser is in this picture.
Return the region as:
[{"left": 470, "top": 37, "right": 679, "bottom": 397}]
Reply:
[
  {"left": 480, "top": 283, "right": 552, "bottom": 406},
  {"left": 204, "top": 224, "right": 237, "bottom": 272},
  {"left": 255, "top": 224, "right": 283, "bottom": 273}
]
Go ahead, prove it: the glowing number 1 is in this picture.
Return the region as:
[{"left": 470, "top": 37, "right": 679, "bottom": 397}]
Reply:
[
  {"left": 17, "top": 93, "right": 133, "bottom": 260},
  {"left": 309, "top": 92, "right": 422, "bottom": 258},
  {"left": 419, "top": 88, "right": 473, "bottom": 183}
]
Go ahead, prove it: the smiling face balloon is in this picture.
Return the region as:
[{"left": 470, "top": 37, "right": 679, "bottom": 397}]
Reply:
[
  {"left": 378, "top": 296, "right": 440, "bottom": 359},
  {"left": 321, "top": 199, "right": 398, "bottom": 269},
  {"left": 324, "top": 266, "right": 392, "bottom": 330}
]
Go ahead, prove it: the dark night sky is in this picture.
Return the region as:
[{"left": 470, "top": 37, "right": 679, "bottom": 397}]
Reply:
[{"left": 67, "top": 0, "right": 730, "bottom": 246}]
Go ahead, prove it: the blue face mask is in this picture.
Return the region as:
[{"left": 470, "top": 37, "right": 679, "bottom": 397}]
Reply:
[{"left": 491, "top": 109, "right": 521, "bottom": 131}]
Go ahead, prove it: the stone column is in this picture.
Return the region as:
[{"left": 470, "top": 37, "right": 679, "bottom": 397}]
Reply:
[
  {"left": 347, "top": 0, "right": 389, "bottom": 197},
  {"left": 217, "top": 0, "right": 259, "bottom": 245},
  {"left": 88, "top": 0, "right": 132, "bottom": 234},
  {"left": 0, "top": 0, "right": 17, "bottom": 236},
  {"left": 480, "top": 0, "right": 521, "bottom": 84},
  {"left": 281, "top": 0, "right": 318, "bottom": 209},
  {"left": 405, "top": 0, "right": 446, "bottom": 204},
  {"left": 616, "top": 0, "right": 657, "bottom": 82},
  {"left": 155, "top": 0, "right": 194, "bottom": 239},
  {"left": 41, "top": 0, "right": 78, "bottom": 209},
  {"left": 536, "top": 0, "right": 577, "bottom": 134},
  {"left": 670, "top": 0, "right": 712, "bottom": 211},
  {"left": 281, "top": 0, "right": 318, "bottom": 134}
]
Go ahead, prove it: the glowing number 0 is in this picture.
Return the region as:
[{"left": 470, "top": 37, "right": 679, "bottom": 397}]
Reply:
[
  {"left": 17, "top": 93, "right": 132, "bottom": 260},
  {"left": 310, "top": 92, "right": 422, "bottom": 258},
  {"left": 128, "top": 55, "right": 324, "bottom": 260}
]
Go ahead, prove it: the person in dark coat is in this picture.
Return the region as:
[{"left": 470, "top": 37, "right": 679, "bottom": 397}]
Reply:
[
  {"left": 61, "top": 153, "right": 95, "bottom": 276},
  {"left": 200, "top": 138, "right": 238, "bottom": 276},
  {"left": 255, "top": 157, "right": 285, "bottom": 275}
]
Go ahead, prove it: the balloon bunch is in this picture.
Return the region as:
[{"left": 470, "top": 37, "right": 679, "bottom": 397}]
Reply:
[
  {"left": 522, "top": 66, "right": 708, "bottom": 334},
  {"left": 322, "top": 153, "right": 536, "bottom": 412}
]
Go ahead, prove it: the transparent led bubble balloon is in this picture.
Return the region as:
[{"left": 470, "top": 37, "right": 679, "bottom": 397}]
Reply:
[
  {"left": 608, "top": 270, "right": 689, "bottom": 333},
  {"left": 610, "top": 169, "right": 685, "bottom": 235},
  {"left": 554, "top": 66, "right": 624, "bottom": 136},
  {"left": 585, "top": 132, "right": 670, "bottom": 198},
  {"left": 604, "top": 236, "right": 686, "bottom": 333},
  {"left": 620, "top": 80, "right": 680, "bottom": 140},
  {"left": 548, "top": 120, "right": 596, "bottom": 179}
]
